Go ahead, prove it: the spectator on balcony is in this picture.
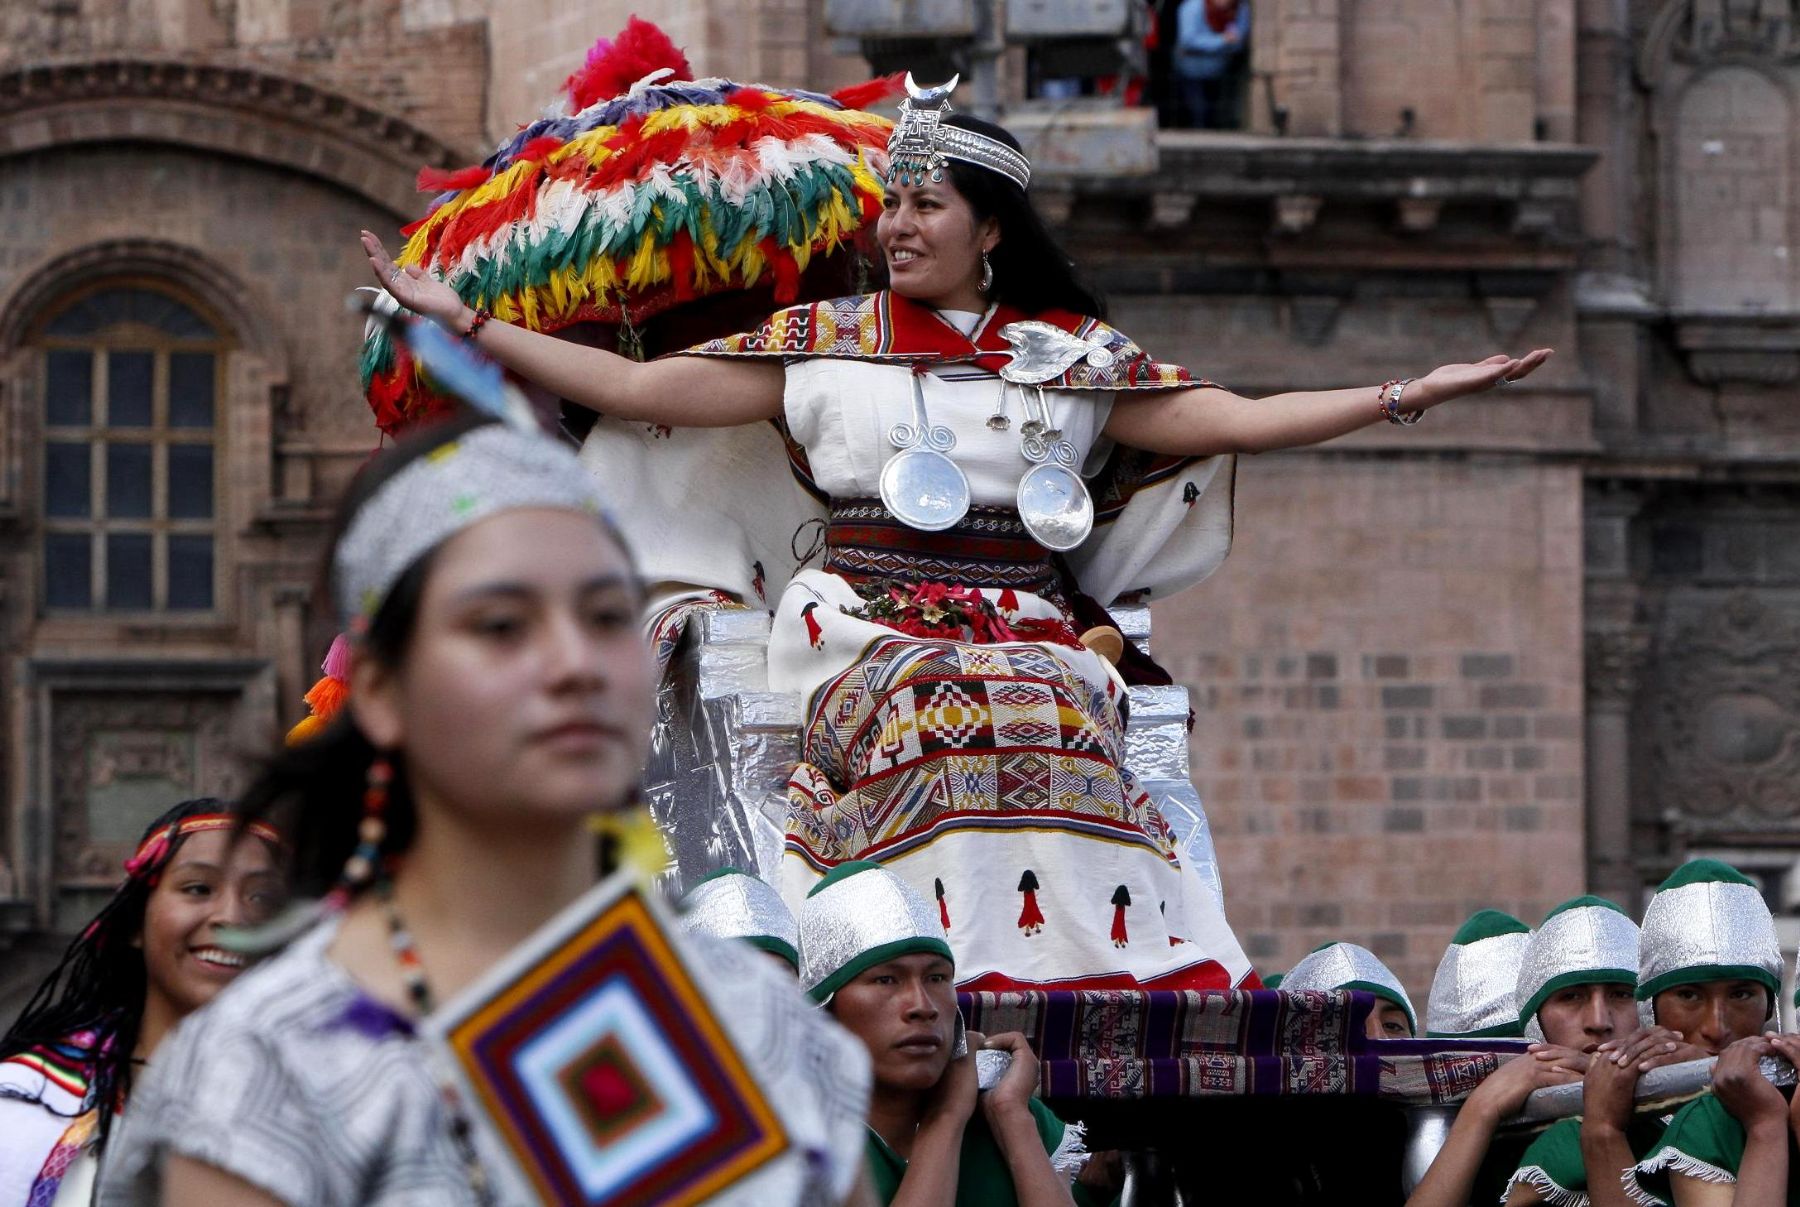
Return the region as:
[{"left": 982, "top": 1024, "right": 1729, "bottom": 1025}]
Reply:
[
  {"left": 1173, "top": 0, "right": 1250, "bottom": 129},
  {"left": 0, "top": 800, "right": 286, "bottom": 1206}
]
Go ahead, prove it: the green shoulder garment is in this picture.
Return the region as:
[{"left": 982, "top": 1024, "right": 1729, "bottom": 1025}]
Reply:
[
  {"left": 1507, "top": 1113, "right": 1671, "bottom": 1207},
  {"left": 1634, "top": 1093, "right": 1800, "bottom": 1206},
  {"left": 864, "top": 1098, "right": 1111, "bottom": 1207}
]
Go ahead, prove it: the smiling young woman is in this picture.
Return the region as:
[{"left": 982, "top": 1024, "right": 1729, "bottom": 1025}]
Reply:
[
  {"left": 361, "top": 75, "right": 1553, "bottom": 996},
  {"left": 0, "top": 800, "right": 285, "bottom": 1206},
  {"left": 97, "top": 417, "right": 872, "bottom": 1207}
]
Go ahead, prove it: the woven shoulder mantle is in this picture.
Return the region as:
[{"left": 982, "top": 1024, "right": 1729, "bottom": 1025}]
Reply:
[{"left": 674, "top": 290, "right": 1211, "bottom": 393}]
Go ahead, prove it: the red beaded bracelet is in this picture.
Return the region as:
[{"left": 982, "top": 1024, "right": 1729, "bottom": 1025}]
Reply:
[{"left": 461, "top": 308, "right": 492, "bottom": 340}]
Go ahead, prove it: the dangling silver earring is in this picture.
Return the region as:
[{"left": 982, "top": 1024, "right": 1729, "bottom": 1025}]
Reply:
[{"left": 979, "top": 251, "right": 994, "bottom": 294}]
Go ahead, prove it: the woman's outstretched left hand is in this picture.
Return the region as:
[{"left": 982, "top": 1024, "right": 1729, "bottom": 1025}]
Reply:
[{"left": 1415, "top": 348, "right": 1554, "bottom": 409}]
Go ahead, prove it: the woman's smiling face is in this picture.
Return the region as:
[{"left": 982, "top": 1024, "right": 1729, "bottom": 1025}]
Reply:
[
  {"left": 138, "top": 829, "right": 284, "bottom": 1016},
  {"left": 876, "top": 177, "right": 998, "bottom": 310}
]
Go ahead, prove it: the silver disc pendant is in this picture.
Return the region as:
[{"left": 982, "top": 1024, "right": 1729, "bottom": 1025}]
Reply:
[
  {"left": 880, "top": 448, "right": 971, "bottom": 531},
  {"left": 1017, "top": 462, "right": 1094, "bottom": 551}
]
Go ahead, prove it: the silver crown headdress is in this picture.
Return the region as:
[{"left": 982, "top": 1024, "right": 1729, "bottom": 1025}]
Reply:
[{"left": 886, "top": 74, "right": 1032, "bottom": 192}]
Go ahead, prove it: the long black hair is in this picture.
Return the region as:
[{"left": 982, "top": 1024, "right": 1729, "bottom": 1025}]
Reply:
[
  {"left": 2, "top": 797, "right": 243, "bottom": 1146},
  {"left": 939, "top": 113, "right": 1107, "bottom": 320}
]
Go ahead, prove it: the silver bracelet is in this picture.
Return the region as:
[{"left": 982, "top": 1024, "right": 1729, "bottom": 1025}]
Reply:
[{"left": 1380, "top": 378, "right": 1423, "bottom": 425}]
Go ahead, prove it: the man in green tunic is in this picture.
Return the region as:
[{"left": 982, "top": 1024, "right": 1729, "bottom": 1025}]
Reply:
[
  {"left": 796, "top": 861, "right": 1112, "bottom": 1207},
  {"left": 1508, "top": 864, "right": 1784, "bottom": 1207}
]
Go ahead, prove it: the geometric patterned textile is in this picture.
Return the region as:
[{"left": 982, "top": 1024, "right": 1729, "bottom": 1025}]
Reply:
[
  {"left": 681, "top": 289, "right": 1205, "bottom": 395},
  {"left": 426, "top": 875, "right": 788, "bottom": 1205},
  {"left": 957, "top": 989, "right": 1527, "bottom": 1105},
  {"left": 787, "top": 636, "right": 1175, "bottom": 869},
  {"left": 781, "top": 628, "right": 1255, "bottom": 990}
]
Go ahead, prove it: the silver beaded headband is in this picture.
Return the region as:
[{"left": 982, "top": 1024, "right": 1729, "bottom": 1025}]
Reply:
[
  {"left": 886, "top": 73, "right": 1032, "bottom": 193},
  {"left": 334, "top": 425, "right": 613, "bottom": 629}
]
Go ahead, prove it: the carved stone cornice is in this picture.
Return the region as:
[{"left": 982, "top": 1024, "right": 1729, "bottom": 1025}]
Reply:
[
  {"left": 1674, "top": 314, "right": 1800, "bottom": 387},
  {"left": 0, "top": 56, "right": 463, "bottom": 214},
  {"left": 1034, "top": 134, "right": 1599, "bottom": 251},
  {"left": 1640, "top": 0, "right": 1799, "bottom": 85}
]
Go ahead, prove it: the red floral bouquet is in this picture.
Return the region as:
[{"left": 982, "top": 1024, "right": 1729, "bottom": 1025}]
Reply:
[{"left": 844, "top": 580, "right": 1084, "bottom": 648}]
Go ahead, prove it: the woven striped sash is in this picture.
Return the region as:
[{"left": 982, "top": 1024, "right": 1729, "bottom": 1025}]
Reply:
[{"left": 823, "top": 498, "right": 1060, "bottom": 598}]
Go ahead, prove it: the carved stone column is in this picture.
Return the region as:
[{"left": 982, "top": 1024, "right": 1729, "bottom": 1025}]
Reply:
[
  {"left": 1584, "top": 480, "right": 1650, "bottom": 905},
  {"left": 1586, "top": 629, "right": 1649, "bottom": 905}
]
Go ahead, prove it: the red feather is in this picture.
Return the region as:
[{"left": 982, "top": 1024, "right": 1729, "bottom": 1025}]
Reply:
[
  {"left": 417, "top": 164, "right": 491, "bottom": 192},
  {"left": 831, "top": 74, "right": 905, "bottom": 111},
  {"left": 726, "top": 86, "right": 777, "bottom": 110},
  {"left": 564, "top": 17, "right": 694, "bottom": 112},
  {"left": 768, "top": 243, "right": 801, "bottom": 304},
  {"left": 513, "top": 135, "right": 564, "bottom": 164},
  {"left": 668, "top": 232, "right": 696, "bottom": 302}
]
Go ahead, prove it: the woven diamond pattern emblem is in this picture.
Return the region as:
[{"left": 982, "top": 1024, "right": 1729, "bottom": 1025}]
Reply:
[{"left": 425, "top": 877, "right": 789, "bottom": 1204}]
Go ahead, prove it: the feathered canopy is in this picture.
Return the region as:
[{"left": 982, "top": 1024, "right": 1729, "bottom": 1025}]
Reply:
[{"left": 362, "top": 18, "right": 901, "bottom": 435}]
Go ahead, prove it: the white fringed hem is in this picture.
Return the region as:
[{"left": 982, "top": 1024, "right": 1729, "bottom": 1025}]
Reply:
[
  {"left": 1502, "top": 1166, "right": 1590, "bottom": 1207},
  {"left": 1632, "top": 1147, "right": 1732, "bottom": 1202},
  {"left": 1050, "top": 1119, "right": 1090, "bottom": 1178}
]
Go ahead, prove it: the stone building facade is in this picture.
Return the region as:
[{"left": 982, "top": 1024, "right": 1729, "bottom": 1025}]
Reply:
[{"left": 0, "top": 0, "right": 1795, "bottom": 1009}]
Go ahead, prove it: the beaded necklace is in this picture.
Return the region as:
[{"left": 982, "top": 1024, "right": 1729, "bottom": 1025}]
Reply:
[{"left": 377, "top": 879, "right": 495, "bottom": 1204}]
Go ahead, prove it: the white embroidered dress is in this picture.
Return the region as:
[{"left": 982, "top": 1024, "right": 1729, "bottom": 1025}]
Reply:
[{"left": 581, "top": 302, "right": 1251, "bottom": 991}]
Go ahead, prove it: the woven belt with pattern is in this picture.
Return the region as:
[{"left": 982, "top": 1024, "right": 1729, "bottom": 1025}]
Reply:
[{"left": 823, "top": 498, "right": 1061, "bottom": 598}]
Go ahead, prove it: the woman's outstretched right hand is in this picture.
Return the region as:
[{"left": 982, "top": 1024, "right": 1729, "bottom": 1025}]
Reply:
[{"left": 360, "top": 231, "right": 469, "bottom": 330}]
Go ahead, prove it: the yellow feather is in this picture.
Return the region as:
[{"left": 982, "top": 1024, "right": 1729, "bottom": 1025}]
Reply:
[{"left": 626, "top": 236, "right": 661, "bottom": 290}]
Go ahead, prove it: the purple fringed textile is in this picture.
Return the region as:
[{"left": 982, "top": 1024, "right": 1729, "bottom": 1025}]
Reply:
[{"left": 957, "top": 989, "right": 1524, "bottom": 1103}]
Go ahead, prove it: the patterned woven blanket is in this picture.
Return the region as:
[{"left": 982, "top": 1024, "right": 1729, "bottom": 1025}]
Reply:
[{"left": 958, "top": 989, "right": 1526, "bottom": 1105}]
